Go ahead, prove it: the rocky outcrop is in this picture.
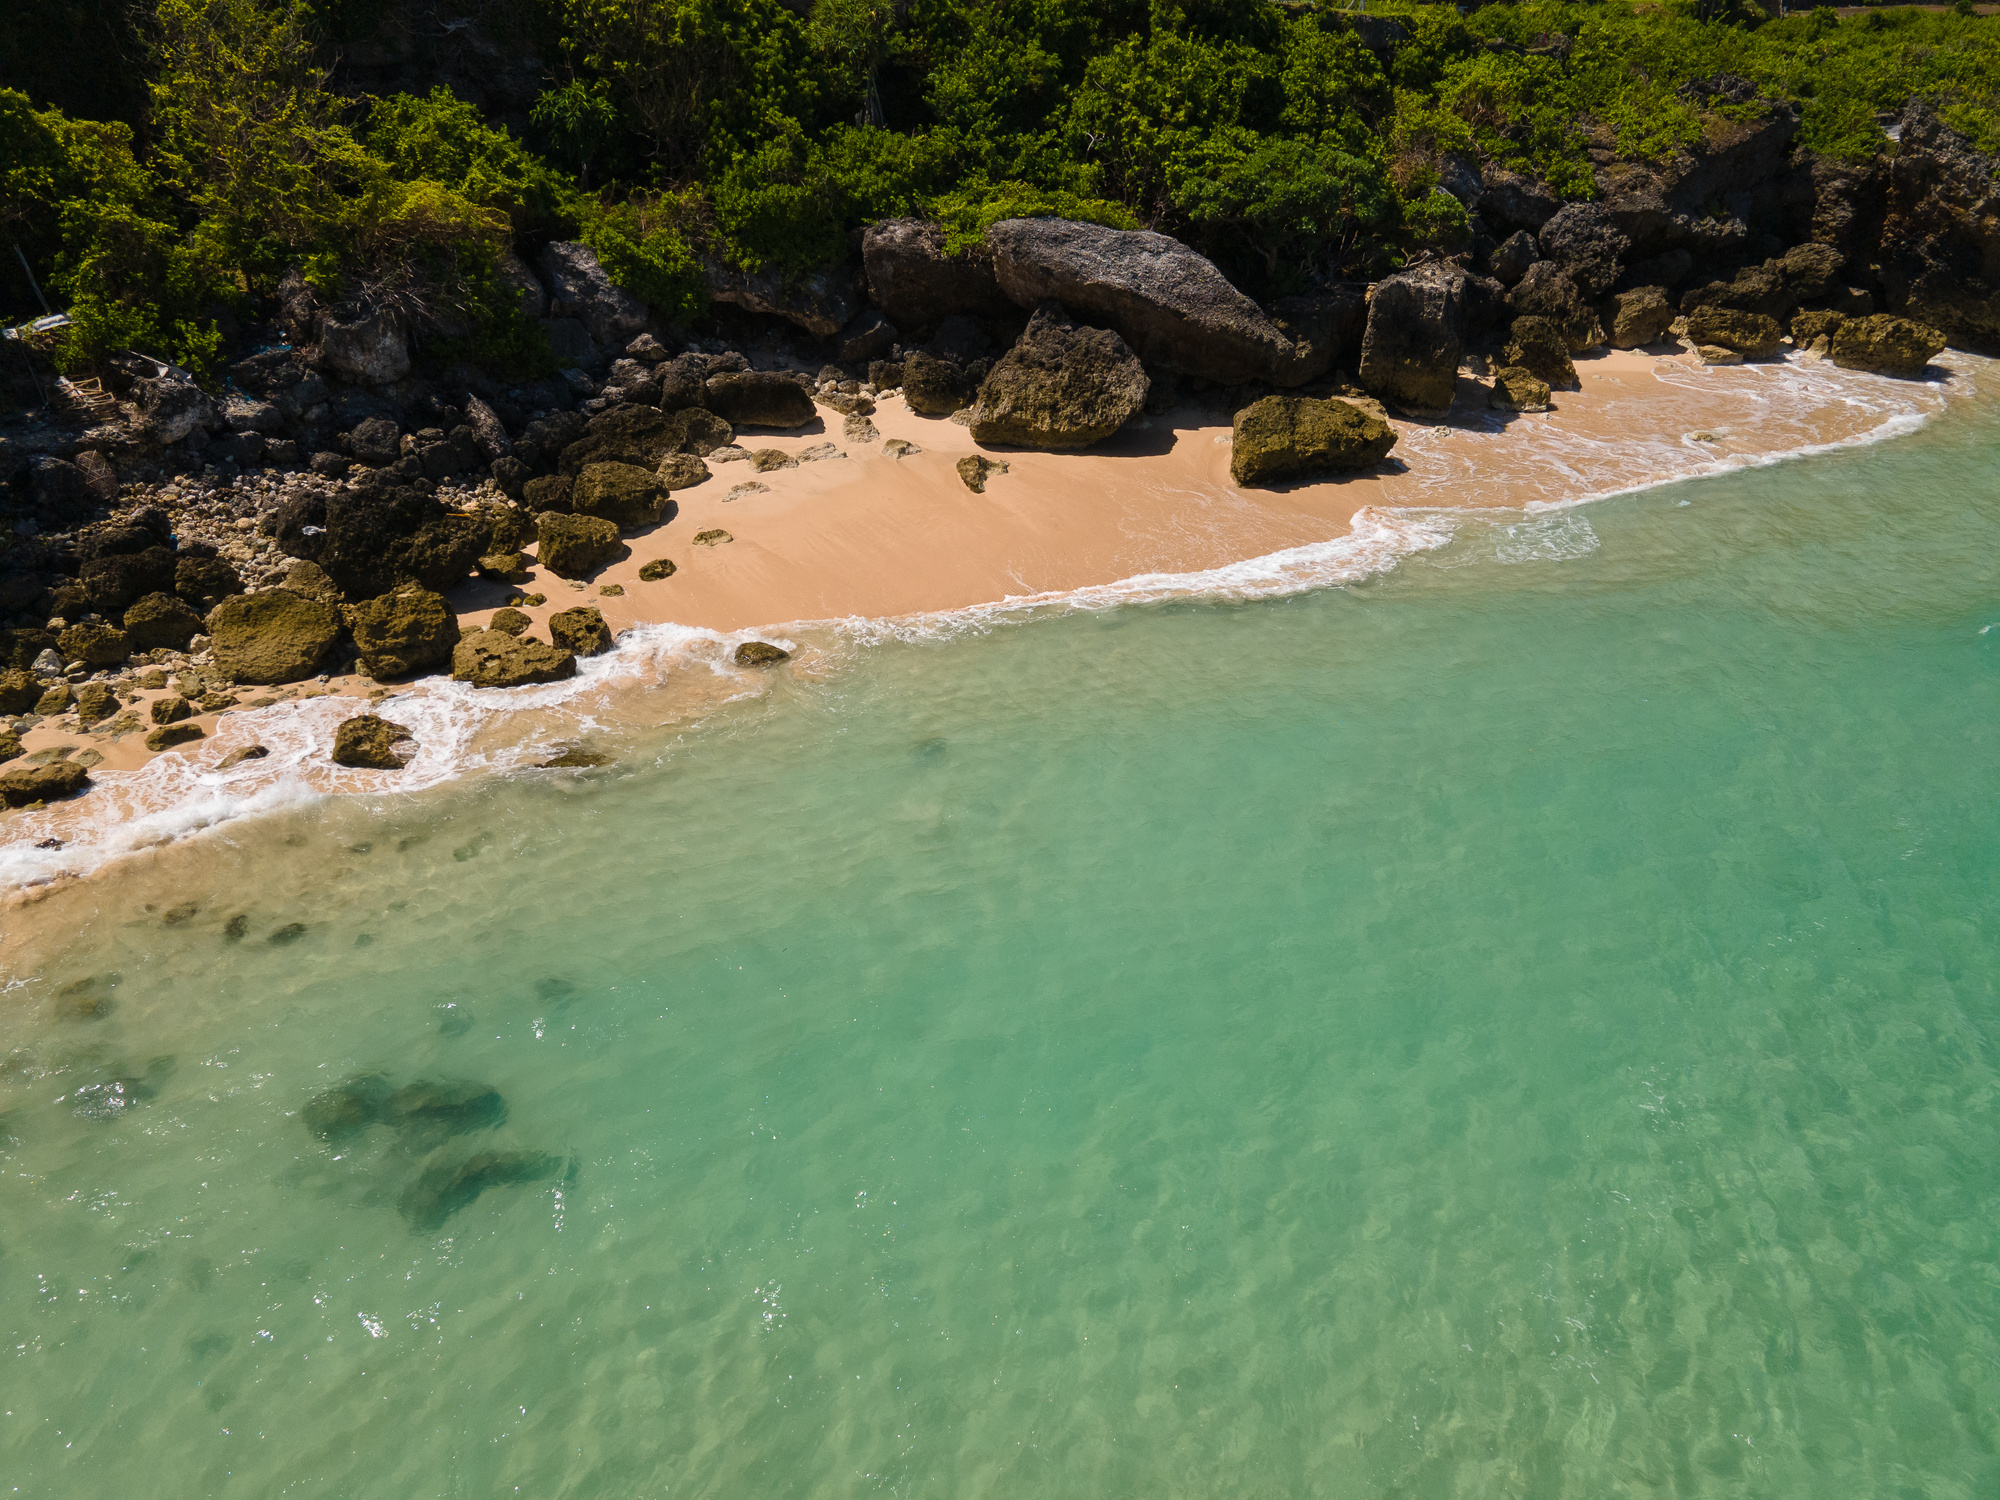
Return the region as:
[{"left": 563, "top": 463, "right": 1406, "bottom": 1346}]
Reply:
[
  {"left": 572, "top": 463, "right": 665, "bottom": 528},
  {"left": 548, "top": 605, "right": 614, "bottom": 656},
  {"left": 705, "top": 260, "right": 857, "bottom": 337},
  {"left": 984, "top": 218, "right": 1308, "bottom": 385},
  {"left": 122, "top": 591, "right": 205, "bottom": 651},
  {"left": 451, "top": 629, "right": 578, "bottom": 688},
  {"left": 1488, "top": 367, "right": 1552, "bottom": 412},
  {"left": 537, "top": 241, "right": 649, "bottom": 349},
  {"left": 535, "top": 513, "right": 623, "bottom": 578},
  {"left": 1684, "top": 307, "right": 1784, "bottom": 360},
  {"left": 1229, "top": 396, "right": 1397, "bottom": 487},
  {"left": 1509, "top": 262, "right": 1602, "bottom": 352},
  {"left": 135, "top": 373, "right": 215, "bottom": 444},
  {"left": 862, "top": 219, "right": 1011, "bottom": 334},
  {"left": 59, "top": 622, "right": 131, "bottom": 668},
  {"left": 1358, "top": 264, "right": 1466, "bottom": 414},
  {"left": 1608, "top": 287, "right": 1675, "bottom": 349},
  {"left": 207, "top": 588, "right": 341, "bottom": 684},
  {"left": 1538, "top": 203, "right": 1630, "bottom": 298},
  {"left": 1, "top": 759, "right": 90, "bottom": 806},
  {"left": 332, "top": 714, "right": 417, "bottom": 769},
  {"left": 317, "top": 302, "right": 410, "bottom": 384},
  {"left": 1828, "top": 314, "right": 1946, "bottom": 377},
  {"left": 1504, "top": 317, "right": 1577, "bottom": 389},
  {"left": 965, "top": 304, "right": 1148, "bottom": 449},
  {"left": 704, "top": 372, "right": 815, "bottom": 429},
  {"left": 1879, "top": 101, "right": 2000, "bottom": 353},
  {"left": 346, "top": 586, "right": 460, "bottom": 680},
  {"left": 956, "top": 455, "right": 1009, "bottom": 493},
  {"left": 315, "top": 488, "right": 488, "bottom": 599},
  {"left": 902, "top": 353, "right": 974, "bottom": 415}
]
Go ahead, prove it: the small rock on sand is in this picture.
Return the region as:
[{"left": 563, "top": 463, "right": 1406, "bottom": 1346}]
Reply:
[
  {"left": 956, "top": 455, "right": 1009, "bottom": 493},
  {"left": 693, "top": 529, "right": 733, "bottom": 546},
  {"left": 638, "top": 559, "right": 677, "bottom": 581}
]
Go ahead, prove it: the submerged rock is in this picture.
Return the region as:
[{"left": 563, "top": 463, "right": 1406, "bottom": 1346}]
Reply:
[
  {"left": 538, "top": 747, "right": 613, "bottom": 768},
  {"left": 734, "top": 641, "right": 790, "bottom": 667},
  {"left": 451, "top": 630, "right": 578, "bottom": 689},
  {"left": 217, "top": 744, "right": 269, "bottom": 769},
  {"left": 967, "top": 303, "right": 1148, "bottom": 449},
  {"left": 1229, "top": 396, "right": 1398, "bottom": 487},
  {"left": 397, "top": 1149, "right": 564, "bottom": 1232},
  {"left": 302, "top": 1073, "right": 393, "bottom": 1142},
  {"left": 331, "top": 714, "right": 417, "bottom": 770},
  {"left": 383, "top": 1079, "right": 506, "bottom": 1146}
]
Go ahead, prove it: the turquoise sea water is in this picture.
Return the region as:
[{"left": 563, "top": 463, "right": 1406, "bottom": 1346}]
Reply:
[{"left": 3, "top": 393, "right": 1998, "bottom": 1497}]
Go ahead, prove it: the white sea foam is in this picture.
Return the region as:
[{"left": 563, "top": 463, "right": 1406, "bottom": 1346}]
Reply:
[{"left": 3, "top": 351, "right": 1988, "bottom": 888}]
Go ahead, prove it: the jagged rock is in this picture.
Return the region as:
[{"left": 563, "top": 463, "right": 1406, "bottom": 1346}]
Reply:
[
  {"left": 145, "top": 722, "right": 204, "bottom": 752},
  {"left": 74, "top": 682, "right": 119, "bottom": 725},
  {"left": 398, "top": 1148, "right": 563, "bottom": 1231},
  {"left": 0, "top": 729, "right": 20, "bottom": 764},
  {"left": 1509, "top": 263, "right": 1602, "bottom": 352},
  {"left": 1488, "top": 367, "right": 1553, "bottom": 412},
  {"left": 572, "top": 463, "right": 665, "bottom": 528},
  {"left": 281, "top": 558, "right": 344, "bottom": 604},
  {"left": 537, "top": 241, "right": 648, "bottom": 348},
  {"left": 902, "top": 352, "right": 974, "bottom": 415},
  {"left": 704, "top": 372, "right": 815, "bottom": 429},
  {"left": 135, "top": 374, "right": 214, "bottom": 444},
  {"left": 1, "top": 759, "right": 89, "bottom": 806},
  {"left": 747, "top": 448, "right": 796, "bottom": 473},
  {"left": 656, "top": 453, "right": 710, "bottom": 490},
  {"left": 1537, "top": 203, "right": 1630, "bottom": 298},
  {"left": 332, "top": 714, "right": 416, "bottom": 769},
  {"left": 984, "top": 217, "right": 1308, "bottom": 385},
  {"left": 59, "top": 622, "right": 130, "bottom": 669},
  {"left": 1685, "top": 307, "right": 1784, "bottom": 360},
  {"left": 535, "top": 513, "right": 623, "bottom": 578},
  {"left": 705, "top": 260, "right": 857, "bottom": 336},
  {"left": 548, "top": 606, "right": 613, "bottom": 657},
  {"left": 0, "top": 671, "right": 37, "bottom": 716},
  {"left": 217, "top": 744, "right": 269, "bottom": 769},
  {"left": 1694, "top": 344, "right": 1744, "bottom": 366},
  {"left": 34, "top": 684, "right": 72, "bottom": 716},
  {"left": 638, "top": 559, "right": 677, "bottom": 581},
  {"left": 207, "top": 589, "right": 340, "bottom": 684},
  {"left": 667, "top": 407, "right": 733, "bottom": 455},
  {"left": 523, "top": 475, "right": 573, "bottom": 513},
  {"left": 318, "top": 302, "right": 410, "bottom": 384},
  {"left": 1229, "top": 396, "right": 1398, "bottom": 487},
  {"left": 735, "top": 641, "right": 790, "bottom": 666},
  {"left": 1775, "top": 243, "right": 1845, "bottom": 302},
  {"left": 882, "top": 438, "right": 921, "bottom": 458},
  {"left": 451, "top": 629, "right": 578, "bottom": 688},
  {"left": 653, "top": 353, "right": 707, "bottom": 412},
  {"left": 495, "top": 246, "right": 548, "bottom": 319},
  {"left": 1679, "top": 264, "right": 1792, "bottom": 321},
  {"left": 489, "top": 607, "right": 531, "bottom": 635},
  {"left": 862, "top": 219, "right": 1010, "bottom": 333},
  {"left": 956, "top": 455, "right": 1009, "bottom": 493},
  {"left": 844, "top": 413, "right": 880, "bottom": 445},
  {"left": 817, "top": 390, "right": 875, "bottom": 418},
  {"left": 1504, "top": 317, "right": 1578, "bottom": 389},
  {"left": 347, "top": 587, "right": 460, "bottom": 680},
  {"left": 463, "top": 396, "right": 512, "bottom": 462},
  {"left": 150, "top": 694, "right": 192, "bottom": 725},
  {"left": 123, "top": 592, "right": 205, "bottom": 652},
  {"left": 1879, "top": 101, "right": 2000, "bottom": 354},
  {"left": 1359, "top": 264, "right": 1466, "bottom": 414},
  {"left": 966, "top": 303, "right": 1148, "bottom": 449},
  {"left": 1608, "top": 287, "right": 1676, "bottom": 349},
  {"left": 1478, "top": 165, "right": 1561, "bottom": 233},
  {"left": 1828, "top": 314, "right": 1945, "bottom": 377},
  {"left": 1791, "top": 309, "right": 1844, "bottom": 348}
]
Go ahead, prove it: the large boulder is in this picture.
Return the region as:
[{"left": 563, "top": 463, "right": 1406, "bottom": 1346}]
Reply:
[
  {"left": 559, "top": 407, "right": 686, "bottom": 473},
  {"left": 1678, "top": 264, "right": 1793, "bottom": 322},
  {"left": 59, "top": 622, "right": 130, "bottom": 668},
  {"left": 0, "top": 759, "right": 89, "bottom": 807},
  {"left": 548, "top": 605, "right": 614, "bottom": 657},
  {"left": 537, "top": 242, "right": 649, "bottom": 349},
  {"left": 1477, "top": 165, "right": 1561, "bottom": 233},
  {"left": 862, "top": 219, "right": 1011, "bottom": 333},
  {"left": 346, "top": 587, "right": 460, "bottom": 680},
  {"left": 704, "top": 260, "right": 857, "bottom": 337},
  {"left": 656, "top": 452, "right": 710, "bottom": 490},
  {"left": 572, "top": 462, "right": 665, "bottom": 528},
  {"left": 703, "top": 372, "right": 815, "bottom": 429},
  {"left": 1827, "top": 314, "right": 1946, "bottom": 377},
  {"left": 319, "top": 488, "right": 488, "bottom": 598},
  {"left": 346, "top": 414, "right": 402, "bottom": 467},
  {"left": 317, "top": 302, "right": 410, "bottom": 384},
  {"left": 535, "top": 513, "right": 623, "bottom": 579},
  {"left": 965, "top": 303, "right": 1148, "bottom": 450},
  {"left": 1508, "top": 262, "right": 1602, "bottom": 352},
  {"left": 122, "top": 591, "right": 206, "bottom": 652},
  {"left": 1230, "top": 397, "right": 1398, "bottom": 488},
  {"left": 462, "top": 396, "right": 512, "bottom": 462},
  {"left": 1488, "top": 366, "right": 1553, "bottom": 413},
  {"left": 207, "top": 589, "right": 341, "bottom": 684},
  {"left": 983, "top": 218, "right": 1307, "bottom": 385},
  {"left": 1358, "top": 263, "right": 1466, "bottom": 414},
  {"left": 1684, "top": 307, "right": 1784, "bottom": 360},
  {"left": 331, "top": 714, "right": 417, "bottom": 769},
  {"left": 1503, "top": 317, "right": 1577, "bottom": 389},
  {"left": 1537, "top": 203, "right": 1630, "bottom": 298},
  {"left": 134, "top": 374, "right": 215, "bottom": 444},
  {"left": 901, "top": 353, "right": 974, "bottom": 416},
  {"left": 451, "top": 629, "right": 578, "bottom": 688},
  {"left": 1608, "top": 287, "right": 1676, "bottom": 349}
]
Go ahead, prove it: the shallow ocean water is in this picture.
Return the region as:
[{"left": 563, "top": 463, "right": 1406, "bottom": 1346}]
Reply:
[{"left": 2, "top": 384, "right": 1998, "bottom": 1498}]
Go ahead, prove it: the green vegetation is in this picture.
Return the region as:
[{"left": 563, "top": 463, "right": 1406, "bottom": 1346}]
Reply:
[{"left": 3, "top": 0, "right": 1997, "bottom": 380}]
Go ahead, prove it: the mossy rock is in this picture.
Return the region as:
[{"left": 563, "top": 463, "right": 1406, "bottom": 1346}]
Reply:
[
  {"left": 451, "top": 628, "right": 578, "bottom": 688},
  {"left": 638, "top": 559, "right": 677, "bottom": 582},
  {"left": 331, "top": 713, "right": 416, "bottom": 769},
  {"left": 693, "top": 529, "right": 732, "bottom": 546},
  {"left": 1488, "top": 366, "right": 1552, "bottom": 413},
  {"left": 150, "top": 694, "right": 193, "bottom": 725},
  {"left": 74, "top": 681, "right": 120, "bottom": 725},
  {"left": 0, "top": 759, "right": 88, "bottom": 805},
  {"left": 144, "top": 722, "right": 205, "bottom": 753},
  {"left": 207, "top": 589, "right": 341, "bottom": 685},
  {"left": 966, "top": 304, "right": 1148, "bottom": 449},
  {"left": 346, "top": 587, "right": 460, "bottom": 682},
  {"left": 34, "top": 683, "right": 73, "bottom": 717},
  {"left": 122, "top": 592, "right": 205, "bottom": 652},
  {"left": 735, "top": 641, "right": 791, "bottom": 667},
  {"left": 537, "top": 747, "right": 613, "bottom": 768},
  {"left": 1608, "top": 286, "right": 1675, "bottom": 349},
  {"left": 656, "top": 453, "right": 711, "bottom": 490},
  {"left": 1503, "top": 316, "right": 1577, "bottom": 389},
  {"left": 902, "top": 352, "right": 973, "bottom": 415},
  {"left": 1791, "top": 309, "right": 1845, "bottom": 346},
  {"left": 477, "top": 551, "right": 529, "bottom": 581},
  {"left": 1229, "top": 396, "right": 1398, "bottom": 487},
  {"left": 59, "top": 622, "right": 130, "bottom": 669},
  {"left": 956, "top": 455, "right": 1009, "bottom": 493},
  {"left": 572, "top": 462, "right": 665, "bottom": 528},
  {"left": 523, "top": 474, "right": 574, "bottom": 513},
  {"left": 1684, "top": 307, "right": 1784, "bottom": 360},
  {"left": 669, "top": 407, "right": 734, "bottom": 456},
  {"left": 0, "top": 669, "right": 38, "bottom": 716},
  {"left": 535, "top": 513, "right": 624, "bottom": 579},
  {"left": 489, "top": 607, "right": 531, "bottom": 636},
  {"left": 1828, "top": 314, "right": 1945, "bottom": 377},
  {"left": 559, "top": 406, "right": 685, "bottom": 473},
  {"left": 548, "top": 606, "right": 613, "bottom": 658},
  {"left": 0, "top": 729, "right": 21, "bottom": 764}
]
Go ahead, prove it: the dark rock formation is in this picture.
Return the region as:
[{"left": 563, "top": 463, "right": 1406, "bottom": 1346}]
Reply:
[
  {"left": 655, "top": 453, "right": 710, "bottom": 490},
  {"left": 638, "top": 558, "right": 677, "bottom": 581},
  {"left": 318, "top": 302, "right": 410, "bottom": 384},
  {"left": 1509, "top": 262, "right": 1602, "bottom": 352},
  {"left": 144, "top": 722, "right": 204, "bottom": 752},
  {"left": 1607, "top": 287, "right": 1675, "bottom": 349},
  {"left": 1828, "top": 314, "right": 1946, "bottom": 377},
  {"left": 318, "top": 488, "right": 487, "bottom": 599},
  {"left": 331, "top": 714, "right": 416, "bottom": 769},
  {"left": 535, "top": 513, "right": 623, "bottom": 579},
  {"left": 398, "top": 1149, "right": 563, "bottom": 1232},
  {"left": 1685, "top": 307, "right": 1784, "bottom": 360},
  {"left": 123, "top": 592, "right": 205, "bottom": 651},
  {"left": 1489, "top": 367, "right": 1553, "bottom": 413},
  {"left": 451, "top": 629, "right": 578, "bottom": 687},
  {"left": 548, "top": 605, "right": 613, "bottom": 657},
  {"left": 902, "top": 352, "right": 975, "bottom": 415},
  {"left": 59, "top": 622, "right": 131, "bottom": 668},
  {"left": 206, "top": 589, "right": 341, "bottom": 684},
  {"left": 302, "top": 1074, "right": 391, "bottom": 1142},
  {"left": 863, "top": 219, "right": 1011, "bottom": 334},
  {"left": 1230, "top": 396, "right": 1398, "bottom": 487},
  {"left": 966, "top": 304, "right": 1148, "bottom": 449},
  {"left": 705, "top": 260, "right": 857, "bottom": 336},
  {"left": 1504, "top": 317, "right": 1578, "bottom": 389},
  {"left": 538, "top": 241, "right": 648, "bottom": 349},
  {"left": 571, "top": 463, "right": 665, "bottom": 528},
  {"left": 1538, "top": 203, "right": 1630, "bottom": 298},
  {"left": 735, "top": 641, "right": 790, "bottom": 666},
  {"left": 559, "top": 406, "right": 685, "bottom": 473},
  {"left": 1359, "top": 264, "right": 1466, "bottom": 414},
  {"left": 704, "top": 372, "right": 815, "bottom": 429},
  {"left": 347, "top": 587, "right": 460, "bottom": 680},
  {"left": 1879, "top": 101, "right": 2000, "bottom": 353}
]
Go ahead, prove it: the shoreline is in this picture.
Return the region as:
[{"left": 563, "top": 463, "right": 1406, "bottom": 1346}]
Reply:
[{"left": 0, "top": 347, "right": 1983, "bottom": 894}]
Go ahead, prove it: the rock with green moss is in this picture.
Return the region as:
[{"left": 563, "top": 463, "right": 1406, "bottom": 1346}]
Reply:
[
  {"left": 1828, "top": 314, "right": 1945, "bottom": 377},
  {"left": 144, "top": 722, "right": 205, "bottom": 753},
  {"left": 74, "top": 682, "right": 120, "bottom": 725},
  {"left": 34, "top": 683, "right": 72, "bottom": 717},
  {"left": 0, "top": 669, "right": 37, "bottom": 716},
  {"left": 902, "top": 352, "right": 975, "bottom": 415},
  {"left": 1790, "top": 309, "right": 1845, "bottom": 348},
  {"left": 1608, "top": 286, "right": 1675, "bottom": 349},
  {"left": 693, "top": 528, "right": 732, "bottom": 546},
  {"left": 1488, "top": 366, "right": 1552, "bottom": 412},
  {"left": 488, "top": 607, "right": 531, "bottom": 636},
  {"left": 967, "top": 304, "right": 1148, "bottom": 449},
  {"left": 656, "top": 453, "right": 711, "bottom": 490},
  {"left": 572, "top": 462, "right": 666, "bottom": 528},
  {"left": 705, "top": 371, "right": 815, "bottom": 428},
  {"left": 956, "top": 455, "right": 1009, "bottom": 493},
  {"left": 0, "top": 758, "right": 88, "bottom": 805},
  {"left": 207, "top": 589, "right": 341, "bottom": 685},
  {"left": 1685, "top": 307, "right": 1784, "bottom": 360},
  {"left": 0, "top": 729, "right": 21, "bottom": 764},
  {"left": 331, "top": 714, "right": 416, "bottom": 769},
  {"left": 535, "top": 513, "right": 624, "bottom": 579},
  {"left": 150, "top": 694, "right": 193, "bottom": 725},
  {"left": 59, "top": 622, "right": 130, "bottom": 669},
  {"left": 638, "top": 558, "right": 677, "bottom": 581},
  {"left": 735, "top": 641, "right": 790, "bottom": 666},
  {"left": 1503, "top": 317, "right": 1577, "bottom": 389},
  {"left": 559, "top": 406, "right": 685, "bottom": 473},
  {"left": 122, "top": 592, "right": 205, "bottom": 652},
  {"left": 523, "top": 475, "right": 573, "bottom": 513},
  {"left": 1229, "top": 396, "right": 1398, "bottom": 487},
  {"left": 668, "top": 407, "right": 734, "bottom": 455},
  {"left": 548, "top": 606, "right": 613, "bottom": 657},
  {"left": 346, "top": 587, "right": 460, "bottom": 681},
  {"left": 451, "top": 629, "right": 578, "bottom": 688}
]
